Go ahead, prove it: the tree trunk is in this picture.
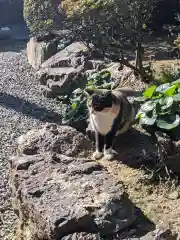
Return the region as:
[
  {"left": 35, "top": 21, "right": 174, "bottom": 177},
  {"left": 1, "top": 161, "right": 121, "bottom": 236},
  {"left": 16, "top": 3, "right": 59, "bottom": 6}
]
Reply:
[{"left": 135, "top": 42, "right": 144, "bottom": 71}]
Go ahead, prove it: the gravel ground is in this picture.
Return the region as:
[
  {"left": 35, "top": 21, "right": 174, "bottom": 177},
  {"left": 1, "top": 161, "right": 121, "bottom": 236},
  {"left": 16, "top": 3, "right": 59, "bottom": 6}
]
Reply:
[{"left": 0, "top": 48, "right": 62, "bottom": 239}]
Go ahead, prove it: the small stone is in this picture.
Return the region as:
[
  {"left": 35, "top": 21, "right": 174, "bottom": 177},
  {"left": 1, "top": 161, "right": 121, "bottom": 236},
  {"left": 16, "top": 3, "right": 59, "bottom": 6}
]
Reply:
[
  {"left": 168, "top": 191, "right": 179, "bottom": 200},
  {"left": 0, "top": 27, "right": 11, "bottom": 39}
]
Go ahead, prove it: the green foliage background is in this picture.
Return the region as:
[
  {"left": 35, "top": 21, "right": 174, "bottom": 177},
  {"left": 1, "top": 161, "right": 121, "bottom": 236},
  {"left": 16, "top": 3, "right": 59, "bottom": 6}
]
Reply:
[{"left": 24, "top": 0, "right": 63, "bottom": 36}]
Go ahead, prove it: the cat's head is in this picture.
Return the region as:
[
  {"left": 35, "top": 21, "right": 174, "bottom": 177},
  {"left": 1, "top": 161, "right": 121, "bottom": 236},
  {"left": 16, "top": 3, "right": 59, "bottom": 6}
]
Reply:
[{"left": 85, "top": 88, "right": 114, "bottom": 112}]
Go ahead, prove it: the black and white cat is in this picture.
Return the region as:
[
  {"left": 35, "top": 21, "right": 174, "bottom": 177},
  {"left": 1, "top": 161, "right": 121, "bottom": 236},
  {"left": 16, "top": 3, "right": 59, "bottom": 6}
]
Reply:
[{"left": 85, "top": 88, "right": 138, "bottom": 160}]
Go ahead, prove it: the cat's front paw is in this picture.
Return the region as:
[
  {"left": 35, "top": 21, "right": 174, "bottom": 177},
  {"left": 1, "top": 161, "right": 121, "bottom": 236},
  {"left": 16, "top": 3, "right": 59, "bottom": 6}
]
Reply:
[
  {"left": 104, "top": 149, "right": 114, "bottom": 161},
  {"left": 93, "top": 151, "right": 103, "bottom": 159}
]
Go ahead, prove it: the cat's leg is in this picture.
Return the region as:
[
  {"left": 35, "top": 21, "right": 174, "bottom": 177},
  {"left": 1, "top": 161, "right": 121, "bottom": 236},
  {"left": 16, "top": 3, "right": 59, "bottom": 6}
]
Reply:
[
  {"left": 104, "top": 132, "right": 116, "bottom": 160},
  {"left": 93, "top": 131, "right": 104, "bottom": 159}
]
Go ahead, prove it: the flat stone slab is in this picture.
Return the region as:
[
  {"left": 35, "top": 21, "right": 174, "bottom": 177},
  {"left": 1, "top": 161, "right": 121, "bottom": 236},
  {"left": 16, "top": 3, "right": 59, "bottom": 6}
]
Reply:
[
  {"left": 10, "top": 124, "right": 136, "bottom": 240},
  {"left": 37, "top": 66, "right": 86, "bottom": 95},
  {"left": 41, "top": 42, "right": 89, "bottom": 68}
]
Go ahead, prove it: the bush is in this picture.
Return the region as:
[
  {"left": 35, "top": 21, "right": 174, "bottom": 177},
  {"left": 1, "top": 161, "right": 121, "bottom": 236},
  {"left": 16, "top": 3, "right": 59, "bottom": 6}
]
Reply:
[
  {"left": 61, "top": 0, "right": 158, "bottom": 81},
  {"left": 24, "top": 0, "right": 64, "bottom": 36},
  {"left": 61, "top": 0, "right": 87, "bottom": 17}
]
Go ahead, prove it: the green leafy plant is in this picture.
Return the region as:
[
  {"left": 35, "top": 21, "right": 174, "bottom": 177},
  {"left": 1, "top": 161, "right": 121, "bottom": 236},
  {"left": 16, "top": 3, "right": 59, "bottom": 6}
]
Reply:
[
  {"left": 61, "top": 70, "right": 113, "bottom": 125},
  {"left": 62, "top": 88, "right": 88, "bottom": 125},
  {"left": 135, "top": 79, "right": 180, "bottom": 131},
  {"left": 86, "top": 70, "right": 112, "bottom": 89}
]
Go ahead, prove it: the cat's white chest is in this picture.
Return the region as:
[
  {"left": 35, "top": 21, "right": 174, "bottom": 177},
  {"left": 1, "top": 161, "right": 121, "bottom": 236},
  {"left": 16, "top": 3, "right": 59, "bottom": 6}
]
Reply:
[{"left": 91, "top": 111, "right": 116, "bottom": 135}]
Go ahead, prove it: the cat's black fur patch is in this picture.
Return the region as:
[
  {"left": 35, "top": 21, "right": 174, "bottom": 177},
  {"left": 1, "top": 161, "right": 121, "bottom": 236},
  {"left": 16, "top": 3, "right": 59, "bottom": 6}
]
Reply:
[{"left": 88, "top": 90, "right": 114, "bottom": 111}]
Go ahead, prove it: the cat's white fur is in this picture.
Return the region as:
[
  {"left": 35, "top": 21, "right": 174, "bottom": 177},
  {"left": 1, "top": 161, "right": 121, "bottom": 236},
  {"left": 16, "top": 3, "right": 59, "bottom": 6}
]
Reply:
[
  {"left": 90, "top": 105, "right": 120, "bottom": 135},
  {"left": 89, "top": 103, "right": 135, "bottom": 160},
  {"left": 93, "top": 151, "right": 103, "bottom": 159},
  {"left": 104, "top": 148, "right": 114, "bottom": 160},
  {"left": 90, "top": 106, "right": 119, "bottom": 161}
]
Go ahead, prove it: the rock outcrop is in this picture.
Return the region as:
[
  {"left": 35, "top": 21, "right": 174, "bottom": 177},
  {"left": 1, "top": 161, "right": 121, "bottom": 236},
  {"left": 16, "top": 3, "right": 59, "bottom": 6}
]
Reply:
[
  {"left": 27, "top": 37, "right": 59, "bottom": 70},
  {"left": 36, "top": 41, "right": 146, "bottom": 98},
  {"left": 37, "top": 42, "right": 106, "bottom": 98},
  {"left": 10, "top": 123, "right": 137, "bottom": 240},
  {"left": 26, "top": 39, "right": 146, "bottom": 98}
]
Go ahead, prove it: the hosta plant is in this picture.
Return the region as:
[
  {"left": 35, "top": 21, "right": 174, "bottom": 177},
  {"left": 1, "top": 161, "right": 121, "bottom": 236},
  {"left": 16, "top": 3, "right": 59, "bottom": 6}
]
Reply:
[{"left": 135, "top": 79, "right": 180, "bottom": 133}]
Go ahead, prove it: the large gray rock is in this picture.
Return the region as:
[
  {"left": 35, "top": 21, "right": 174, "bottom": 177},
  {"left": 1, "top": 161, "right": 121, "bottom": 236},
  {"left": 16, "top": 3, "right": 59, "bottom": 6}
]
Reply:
[
  {"left": 10, "top": 123, "right": 137, "bottom": 240},
  {"left": 37, "top": 66, "right": 85, "bottom": 96},
  {"left": 27, "top": 37, "right": 59, "bottom": 70},
  {"left": 41, "top": 42, "right": 90, "bottom": 69},
  {"left": 17, "top": 123, "right": 92, "bottom": 158},
  {"left": 37, "top": 42, "right": 107, "bottom": 97}
]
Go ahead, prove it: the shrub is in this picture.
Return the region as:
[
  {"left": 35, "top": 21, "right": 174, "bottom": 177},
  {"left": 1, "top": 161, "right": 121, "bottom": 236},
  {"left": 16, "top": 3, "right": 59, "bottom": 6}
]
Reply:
[
  {"left": 24, "top": 0, "right": 64, "bottom": 36},
  {"left": 61, "top": 0, "right": 158, "bottom": 81}
]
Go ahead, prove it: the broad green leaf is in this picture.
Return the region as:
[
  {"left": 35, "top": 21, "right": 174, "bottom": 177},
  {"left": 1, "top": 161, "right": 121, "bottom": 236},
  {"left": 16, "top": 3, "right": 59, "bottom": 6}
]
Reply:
[
  {"left": 156, "top": 115, "right": 180, "bottom": 130},
  {"left": 72, "top": 102, "right": 77, "bottom": 110},
  {"left": 100, "top": 70, "right": 111, "bottom": 80},
  {"left": 101, "top": 83, "right": 112, "bottom": 89},
  {"left": 143, "top": 85, "right": 156, "bottom": 98},
  {"left": 140, "top": 101, "right": 157, "bottom": 112},
  {"left": 156, "top": 83, "right": 170, "bottom": 93},
  {"left": 150, "top": 89, "right": 164, "bottom": 99},
  {"left": 134, "top": 96, "right": 148, "bottom": 102},
  {"left": 173, "top": 93, "right": 180, "bottom": 102},
  {"left": 143, "top": 23, "right": 147, "bottom": 29},
  {"left": 139, "top": 115, "right": 157, "bottom": 126},
  {"left": 156, "top": 109, "right": 171, "bottom": 116},
  {"left": 171, "top": 79, "right": 180, "bottom": 85},
  {"left": 163, "top": 85, "right": 177, "bottom": 96},
  {"left": 158, "top": 97, "right": 174, "bottom": 110},
  {"left": 135, "top": 110, "right": 144, "bottom": 119}
]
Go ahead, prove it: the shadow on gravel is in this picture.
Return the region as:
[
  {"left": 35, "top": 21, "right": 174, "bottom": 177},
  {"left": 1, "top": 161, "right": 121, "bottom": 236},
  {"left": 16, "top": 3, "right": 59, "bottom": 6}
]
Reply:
[
  {"left": 0, "top": 91, "right": 61, "bottom": 123},
  {"left": 0, "top": 39, "right": 28, "bottom": 53}
]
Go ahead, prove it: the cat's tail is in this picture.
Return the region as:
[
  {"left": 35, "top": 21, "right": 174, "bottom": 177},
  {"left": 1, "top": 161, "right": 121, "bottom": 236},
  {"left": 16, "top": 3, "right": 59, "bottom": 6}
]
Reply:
[{"left": 113, "top": 87, "right": 144, "bottom": 97}]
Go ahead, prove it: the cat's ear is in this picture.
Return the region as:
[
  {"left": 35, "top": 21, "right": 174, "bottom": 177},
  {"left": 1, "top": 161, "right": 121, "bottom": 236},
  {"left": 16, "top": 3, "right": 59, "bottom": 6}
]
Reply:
[
  {"left": 104, "top": 90, "right": 113, "bottom": 98},
  {"left": 106, "top": 90, "right": 112, "bottom": 96},
  {"left": 84, "top": 88, "right": 95, "bottom": 96}
]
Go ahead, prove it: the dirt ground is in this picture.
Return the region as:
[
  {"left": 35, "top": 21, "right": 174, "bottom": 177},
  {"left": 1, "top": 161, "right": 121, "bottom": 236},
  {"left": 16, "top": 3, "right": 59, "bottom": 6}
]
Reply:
[{"left": 98, "top": 155, "right": 180, "bottom": 235}]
